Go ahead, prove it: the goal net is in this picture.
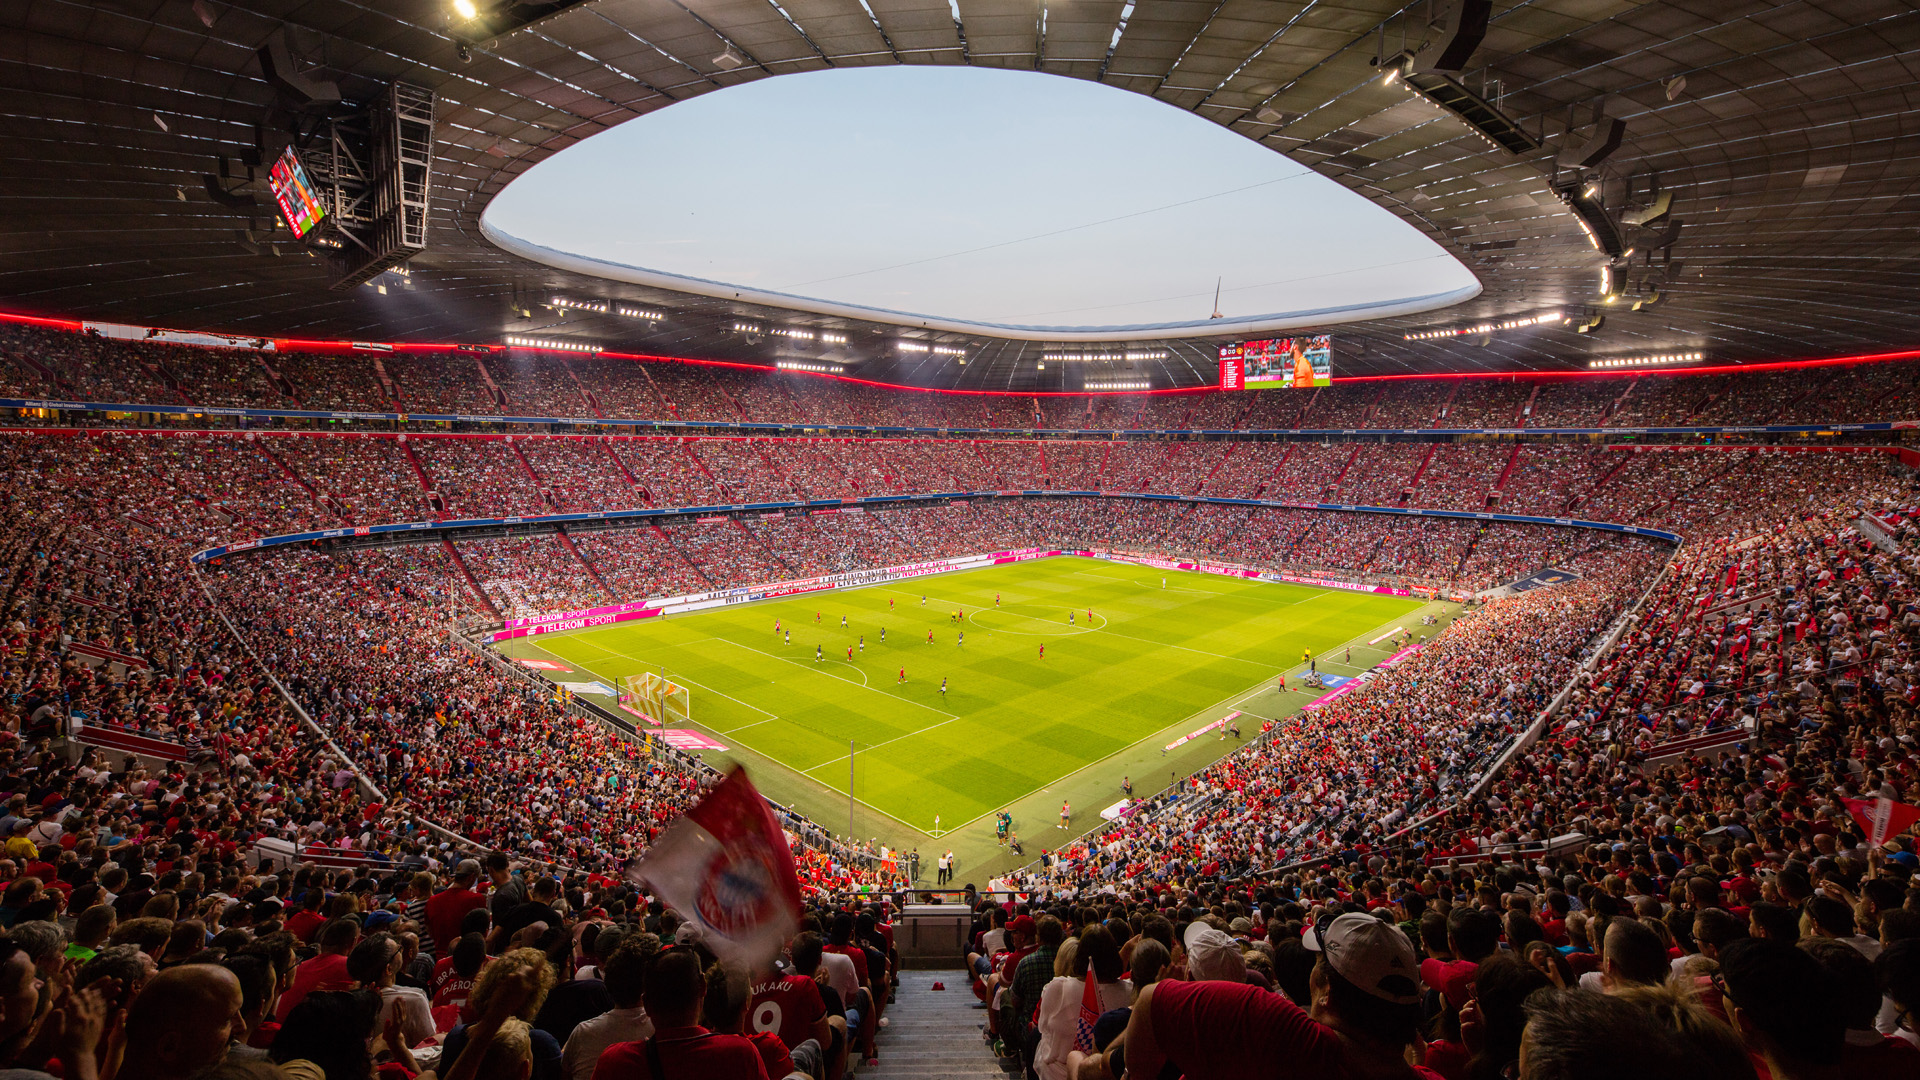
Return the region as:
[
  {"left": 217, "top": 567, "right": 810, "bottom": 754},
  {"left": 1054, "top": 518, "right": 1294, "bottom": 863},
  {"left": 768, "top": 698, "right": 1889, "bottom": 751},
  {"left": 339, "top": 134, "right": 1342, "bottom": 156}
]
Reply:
[{"left": 618, "top": 672, "right": 691, "bottom": 727}]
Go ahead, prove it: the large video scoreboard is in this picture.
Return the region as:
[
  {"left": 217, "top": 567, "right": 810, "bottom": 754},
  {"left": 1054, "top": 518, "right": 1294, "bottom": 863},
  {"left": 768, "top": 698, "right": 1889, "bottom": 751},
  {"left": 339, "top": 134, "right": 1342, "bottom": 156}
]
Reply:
[
  {"left": 1218, "top": 335, "right": 1332, "bottom": 389},
  {"left": 268, "top": 147, "right": 327, "bottom": 239}
]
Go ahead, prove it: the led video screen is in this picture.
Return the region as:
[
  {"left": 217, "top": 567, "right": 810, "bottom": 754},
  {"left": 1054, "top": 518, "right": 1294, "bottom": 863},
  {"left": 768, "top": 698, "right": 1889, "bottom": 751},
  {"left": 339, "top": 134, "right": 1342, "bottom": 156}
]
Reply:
[
  {"left": 1218, "top": 335, "right": 1332, "bottom": 389},
  {"left": 269, "top": 147, "right": 327, "bottom": 238}
]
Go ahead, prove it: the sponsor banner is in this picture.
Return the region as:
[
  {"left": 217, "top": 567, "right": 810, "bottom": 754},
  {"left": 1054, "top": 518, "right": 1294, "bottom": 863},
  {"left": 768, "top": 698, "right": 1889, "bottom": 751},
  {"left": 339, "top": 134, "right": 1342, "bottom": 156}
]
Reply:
[
  {"left": 1377, "top": 644, "right": 1423, "bottom": 670},
  {"left": 695, "top": 516, "right": 729, "bottom": 524},
  {"left": 1165, "top": 711, "right": 1239, "bottom": 751},
  {"left": 517, "top": 659, "right": 571, "bottom": 671},
  {"left": 1318, "top": 674, "right": 1353, "bottom": 689},
  {"left": 505, "top": 598, "right": 656, "bottom": 630},
  {"left": 1506, "top": 567, "right": 1581, "bottom": 593},
  {"left": 556, "top": 680, "right": 616, "bottom": 696},
  {"left": 1104, "top": 552, "right": 1188, "bottom": 573},
  {"left": 1267, "top": 571, "right": 1414, "bottom": 597},
  {"left": 990, "top": 548, "right": 1061, "bottom": 566},
  {"left": 657, "top": 729, "right": 729, "bottom": 752},
  {"left": 493, "top": 607, "right": 663, "bottom": 641},
  {"left": 1099, "top": 798, "right": 1138, "bottom": 822},
  {"left": 1303, "top": 677, "right": 1367, "bottom": 711}
]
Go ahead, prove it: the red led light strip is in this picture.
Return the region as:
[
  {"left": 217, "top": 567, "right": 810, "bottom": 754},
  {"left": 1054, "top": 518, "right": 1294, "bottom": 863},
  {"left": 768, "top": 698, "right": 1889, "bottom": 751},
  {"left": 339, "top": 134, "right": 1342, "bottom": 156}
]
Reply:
[{"left": 5, "top": 309, "right": 1920, "bottom": 396}]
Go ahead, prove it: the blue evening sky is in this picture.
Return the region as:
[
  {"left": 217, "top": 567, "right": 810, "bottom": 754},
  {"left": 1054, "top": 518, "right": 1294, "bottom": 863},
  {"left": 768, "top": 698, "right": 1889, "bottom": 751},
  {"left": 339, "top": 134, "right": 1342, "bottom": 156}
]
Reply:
[{"left": 484, "top": 66, "right": 1475, "bottom": 331}]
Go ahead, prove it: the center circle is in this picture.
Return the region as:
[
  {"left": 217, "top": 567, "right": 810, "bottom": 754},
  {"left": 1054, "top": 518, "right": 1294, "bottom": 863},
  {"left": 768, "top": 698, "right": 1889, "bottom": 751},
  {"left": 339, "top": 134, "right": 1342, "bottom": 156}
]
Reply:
[{"left": 967, "top": 606, "right": 1105, "bottom": 636}]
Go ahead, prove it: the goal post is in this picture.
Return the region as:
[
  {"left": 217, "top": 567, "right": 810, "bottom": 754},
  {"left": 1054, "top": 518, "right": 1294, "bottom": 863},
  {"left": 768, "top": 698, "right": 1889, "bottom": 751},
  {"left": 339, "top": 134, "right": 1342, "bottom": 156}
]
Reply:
[{"left": 618, "top": 672, "right": 691, "bottom": 727}]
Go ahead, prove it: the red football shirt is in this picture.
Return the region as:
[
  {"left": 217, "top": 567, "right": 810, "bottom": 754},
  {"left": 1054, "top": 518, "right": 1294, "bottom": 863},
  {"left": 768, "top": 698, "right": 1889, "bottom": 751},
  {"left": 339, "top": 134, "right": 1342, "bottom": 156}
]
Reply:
[
  {"left": 589, "top": 1025, "right": 768, "bottom": 1080},
  {"left": 747, "top": 974, "right": 826, "bottom": 1049},
  {"left": 1137, "top": 979, "right": 1444, "bottom": 1080},
  {"left": 276, "top": 953, "right": 351, "bottom": 1023},
  {"left": 424, "top": 886, "right": 487, "bottom": 958},
  {"left": 284, "top": 909, "right": 327, "bottom": 944}
]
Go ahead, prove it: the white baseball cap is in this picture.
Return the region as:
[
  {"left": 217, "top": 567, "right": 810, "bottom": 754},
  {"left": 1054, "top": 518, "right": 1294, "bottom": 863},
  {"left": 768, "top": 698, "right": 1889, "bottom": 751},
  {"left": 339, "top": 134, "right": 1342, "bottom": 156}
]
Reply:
[
  {"left": 1183, "top": 922, "right": 1247, "bottom": 983},
  {"left": 1303, "top": 912, "right": 1422, "bottom": 1006}
]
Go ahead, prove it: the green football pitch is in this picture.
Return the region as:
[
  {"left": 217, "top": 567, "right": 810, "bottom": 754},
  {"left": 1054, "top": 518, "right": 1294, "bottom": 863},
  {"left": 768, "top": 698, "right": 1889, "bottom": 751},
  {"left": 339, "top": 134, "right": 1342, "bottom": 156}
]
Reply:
[{"left": 509, "top": 555, "right": 1424, "bottom": 837}]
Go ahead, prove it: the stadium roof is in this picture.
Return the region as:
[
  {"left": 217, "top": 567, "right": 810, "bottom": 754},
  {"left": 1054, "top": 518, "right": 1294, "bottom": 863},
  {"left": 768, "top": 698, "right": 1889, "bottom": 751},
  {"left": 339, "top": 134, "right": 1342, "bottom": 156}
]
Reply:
[{"left": 3, "top": 0, "right": 1917, "bottom": 390}]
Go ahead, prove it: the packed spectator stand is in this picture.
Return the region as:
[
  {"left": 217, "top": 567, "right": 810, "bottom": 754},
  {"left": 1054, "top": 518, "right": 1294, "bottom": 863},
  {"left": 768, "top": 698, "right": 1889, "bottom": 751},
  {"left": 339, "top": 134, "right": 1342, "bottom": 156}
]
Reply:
[
  {"left": 8, "top": 323, "right": 1920, "bottom": 434},
  {"left": 4, "top": 324, "right": 1920, "bottom": 1080}
]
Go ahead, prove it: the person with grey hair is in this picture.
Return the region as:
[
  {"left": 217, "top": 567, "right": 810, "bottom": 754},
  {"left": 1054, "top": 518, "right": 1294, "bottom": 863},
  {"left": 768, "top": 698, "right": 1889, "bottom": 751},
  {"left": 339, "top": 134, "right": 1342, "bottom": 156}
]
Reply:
[
  {"left": 7, "top": 920, "right": 69, "bottom": 983},
  {"left": 78, "top": 944, "right": 156, "bottom": 1013}
]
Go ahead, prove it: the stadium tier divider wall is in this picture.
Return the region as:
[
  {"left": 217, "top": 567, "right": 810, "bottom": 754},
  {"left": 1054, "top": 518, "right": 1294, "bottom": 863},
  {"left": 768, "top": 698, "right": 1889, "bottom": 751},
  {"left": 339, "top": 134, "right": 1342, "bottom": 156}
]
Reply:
[
  {"left": 3, "top": 396, "right": 1913, "bottom": 440},
  {"left": 189, "top": 489, "right": 1685, "bottom": 571}
]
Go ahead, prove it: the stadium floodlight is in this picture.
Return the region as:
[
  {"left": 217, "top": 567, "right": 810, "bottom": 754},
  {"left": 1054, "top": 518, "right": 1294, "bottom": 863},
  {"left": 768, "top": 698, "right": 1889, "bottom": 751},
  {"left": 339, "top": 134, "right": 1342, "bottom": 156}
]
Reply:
[
  {"left": 451, "top": 1, "right": 596, "bottom": 43},
  {"left": 820, "top": 332, "right": 848, "bottom": 344},
  {"left": 897, "top": 342, "right": 930, "bottom": 353},
  {"left": 713, "top": 46, "right": 745, "bottom": 69},
  {"left": 1085, "top": 379, "right": 1150, "bottom": 391},
  {"left": 777, "top": 360, "right": 844, "bottom": 373},
  {"left": 1587, "top": 352, "right": 1703, "bottom": 369},
  {"left": 504, "top": 334, "right": 601, "bottom": 353},
  {"left": 1040, "top": 348, "right": 1168, "bottom": 362},
  {"left": 1402, "top": 312, "right": 1559, "bottom": 341}
]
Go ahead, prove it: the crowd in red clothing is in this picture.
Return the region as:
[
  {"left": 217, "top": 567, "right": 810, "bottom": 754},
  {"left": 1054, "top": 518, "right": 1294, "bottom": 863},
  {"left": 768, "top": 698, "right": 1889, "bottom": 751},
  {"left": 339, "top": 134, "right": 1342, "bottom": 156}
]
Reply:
[
  {"left": 11, "top": 321, "right": 1920, "bottom": 430},
  {"left": 1, "top": 326, "right": 1919, "bottom": 1078}
]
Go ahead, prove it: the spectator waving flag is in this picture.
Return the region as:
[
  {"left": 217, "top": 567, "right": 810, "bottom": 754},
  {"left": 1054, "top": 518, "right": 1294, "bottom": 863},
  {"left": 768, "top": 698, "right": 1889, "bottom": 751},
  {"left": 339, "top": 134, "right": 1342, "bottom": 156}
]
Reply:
[
  {"left": 1073, "top": 969, "right": 1100, "bottom": 1052},
  {"left": 628, "top": 767, "right": 803, "bottom": 967},
  {"left": 1843, "top": 795, "right": 1920, "bottom": 846}
]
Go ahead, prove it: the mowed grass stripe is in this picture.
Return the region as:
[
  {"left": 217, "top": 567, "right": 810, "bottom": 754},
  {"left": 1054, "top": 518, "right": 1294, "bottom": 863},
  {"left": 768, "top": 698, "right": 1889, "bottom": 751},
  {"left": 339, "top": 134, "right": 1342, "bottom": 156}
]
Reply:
[{"left": 532, "top": 556, "right": 1417, "bottom": 828}]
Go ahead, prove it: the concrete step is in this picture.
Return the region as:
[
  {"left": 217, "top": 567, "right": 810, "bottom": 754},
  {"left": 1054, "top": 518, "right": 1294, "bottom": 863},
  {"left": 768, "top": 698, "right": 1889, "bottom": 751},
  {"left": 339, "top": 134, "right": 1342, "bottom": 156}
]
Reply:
[{"left": 859, "top": 970, "right": 1019, "bottom": 1080}]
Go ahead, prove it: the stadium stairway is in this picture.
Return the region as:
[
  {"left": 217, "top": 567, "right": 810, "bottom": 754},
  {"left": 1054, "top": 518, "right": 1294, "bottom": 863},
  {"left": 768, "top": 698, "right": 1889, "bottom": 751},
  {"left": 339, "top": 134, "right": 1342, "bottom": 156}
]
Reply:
[{"left": 863, "top": 970, "right": 1017, "bottom": 1080}]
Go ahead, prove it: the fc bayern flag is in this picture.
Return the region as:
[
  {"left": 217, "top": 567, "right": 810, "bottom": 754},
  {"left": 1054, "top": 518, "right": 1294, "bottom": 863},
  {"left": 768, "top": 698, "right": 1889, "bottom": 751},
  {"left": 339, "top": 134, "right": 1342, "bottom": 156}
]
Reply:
[
  {"left": 1843, "top": 796, "right": 1920, "bottom": 846},
  {"left": 1073, "top": 970, "right": 1100, "bottom": 1052},
  {"left": 628, "top": 768, "right": 803, "bottom": 967}
]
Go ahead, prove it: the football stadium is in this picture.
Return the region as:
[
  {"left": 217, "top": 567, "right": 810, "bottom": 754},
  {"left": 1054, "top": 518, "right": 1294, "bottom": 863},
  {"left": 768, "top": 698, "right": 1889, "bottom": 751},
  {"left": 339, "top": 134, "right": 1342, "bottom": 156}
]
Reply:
[{"left": 3, "top": 2, "right": 1920, "bottom": 1079}]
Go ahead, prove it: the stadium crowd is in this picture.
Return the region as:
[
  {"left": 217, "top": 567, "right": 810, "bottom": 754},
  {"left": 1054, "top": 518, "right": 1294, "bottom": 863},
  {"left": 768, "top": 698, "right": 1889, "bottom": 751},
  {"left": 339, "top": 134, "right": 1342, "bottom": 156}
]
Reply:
[
  {"left": 0, "top": 331, "right": 1919, "bottom": 1077},
  {"left": 9, "top": 322, "right": 1920, "bottom": 431}
]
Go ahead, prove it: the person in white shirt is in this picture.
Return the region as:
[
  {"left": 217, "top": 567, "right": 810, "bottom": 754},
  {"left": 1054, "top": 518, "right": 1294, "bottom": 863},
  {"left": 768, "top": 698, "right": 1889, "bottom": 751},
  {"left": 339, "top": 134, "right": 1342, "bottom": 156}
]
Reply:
[
  {"left": 562, "top": 937, "right": 653, "bottom": 1080},
  {"left": 349, "top": 932, "right": 434, "bottom": 1052},
  {"left": 1035, "top": 929, "right": 1131, "bottom": 1080},
  {"left": 818, "top": 945, "right": 859, "bottom": 1006}
]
